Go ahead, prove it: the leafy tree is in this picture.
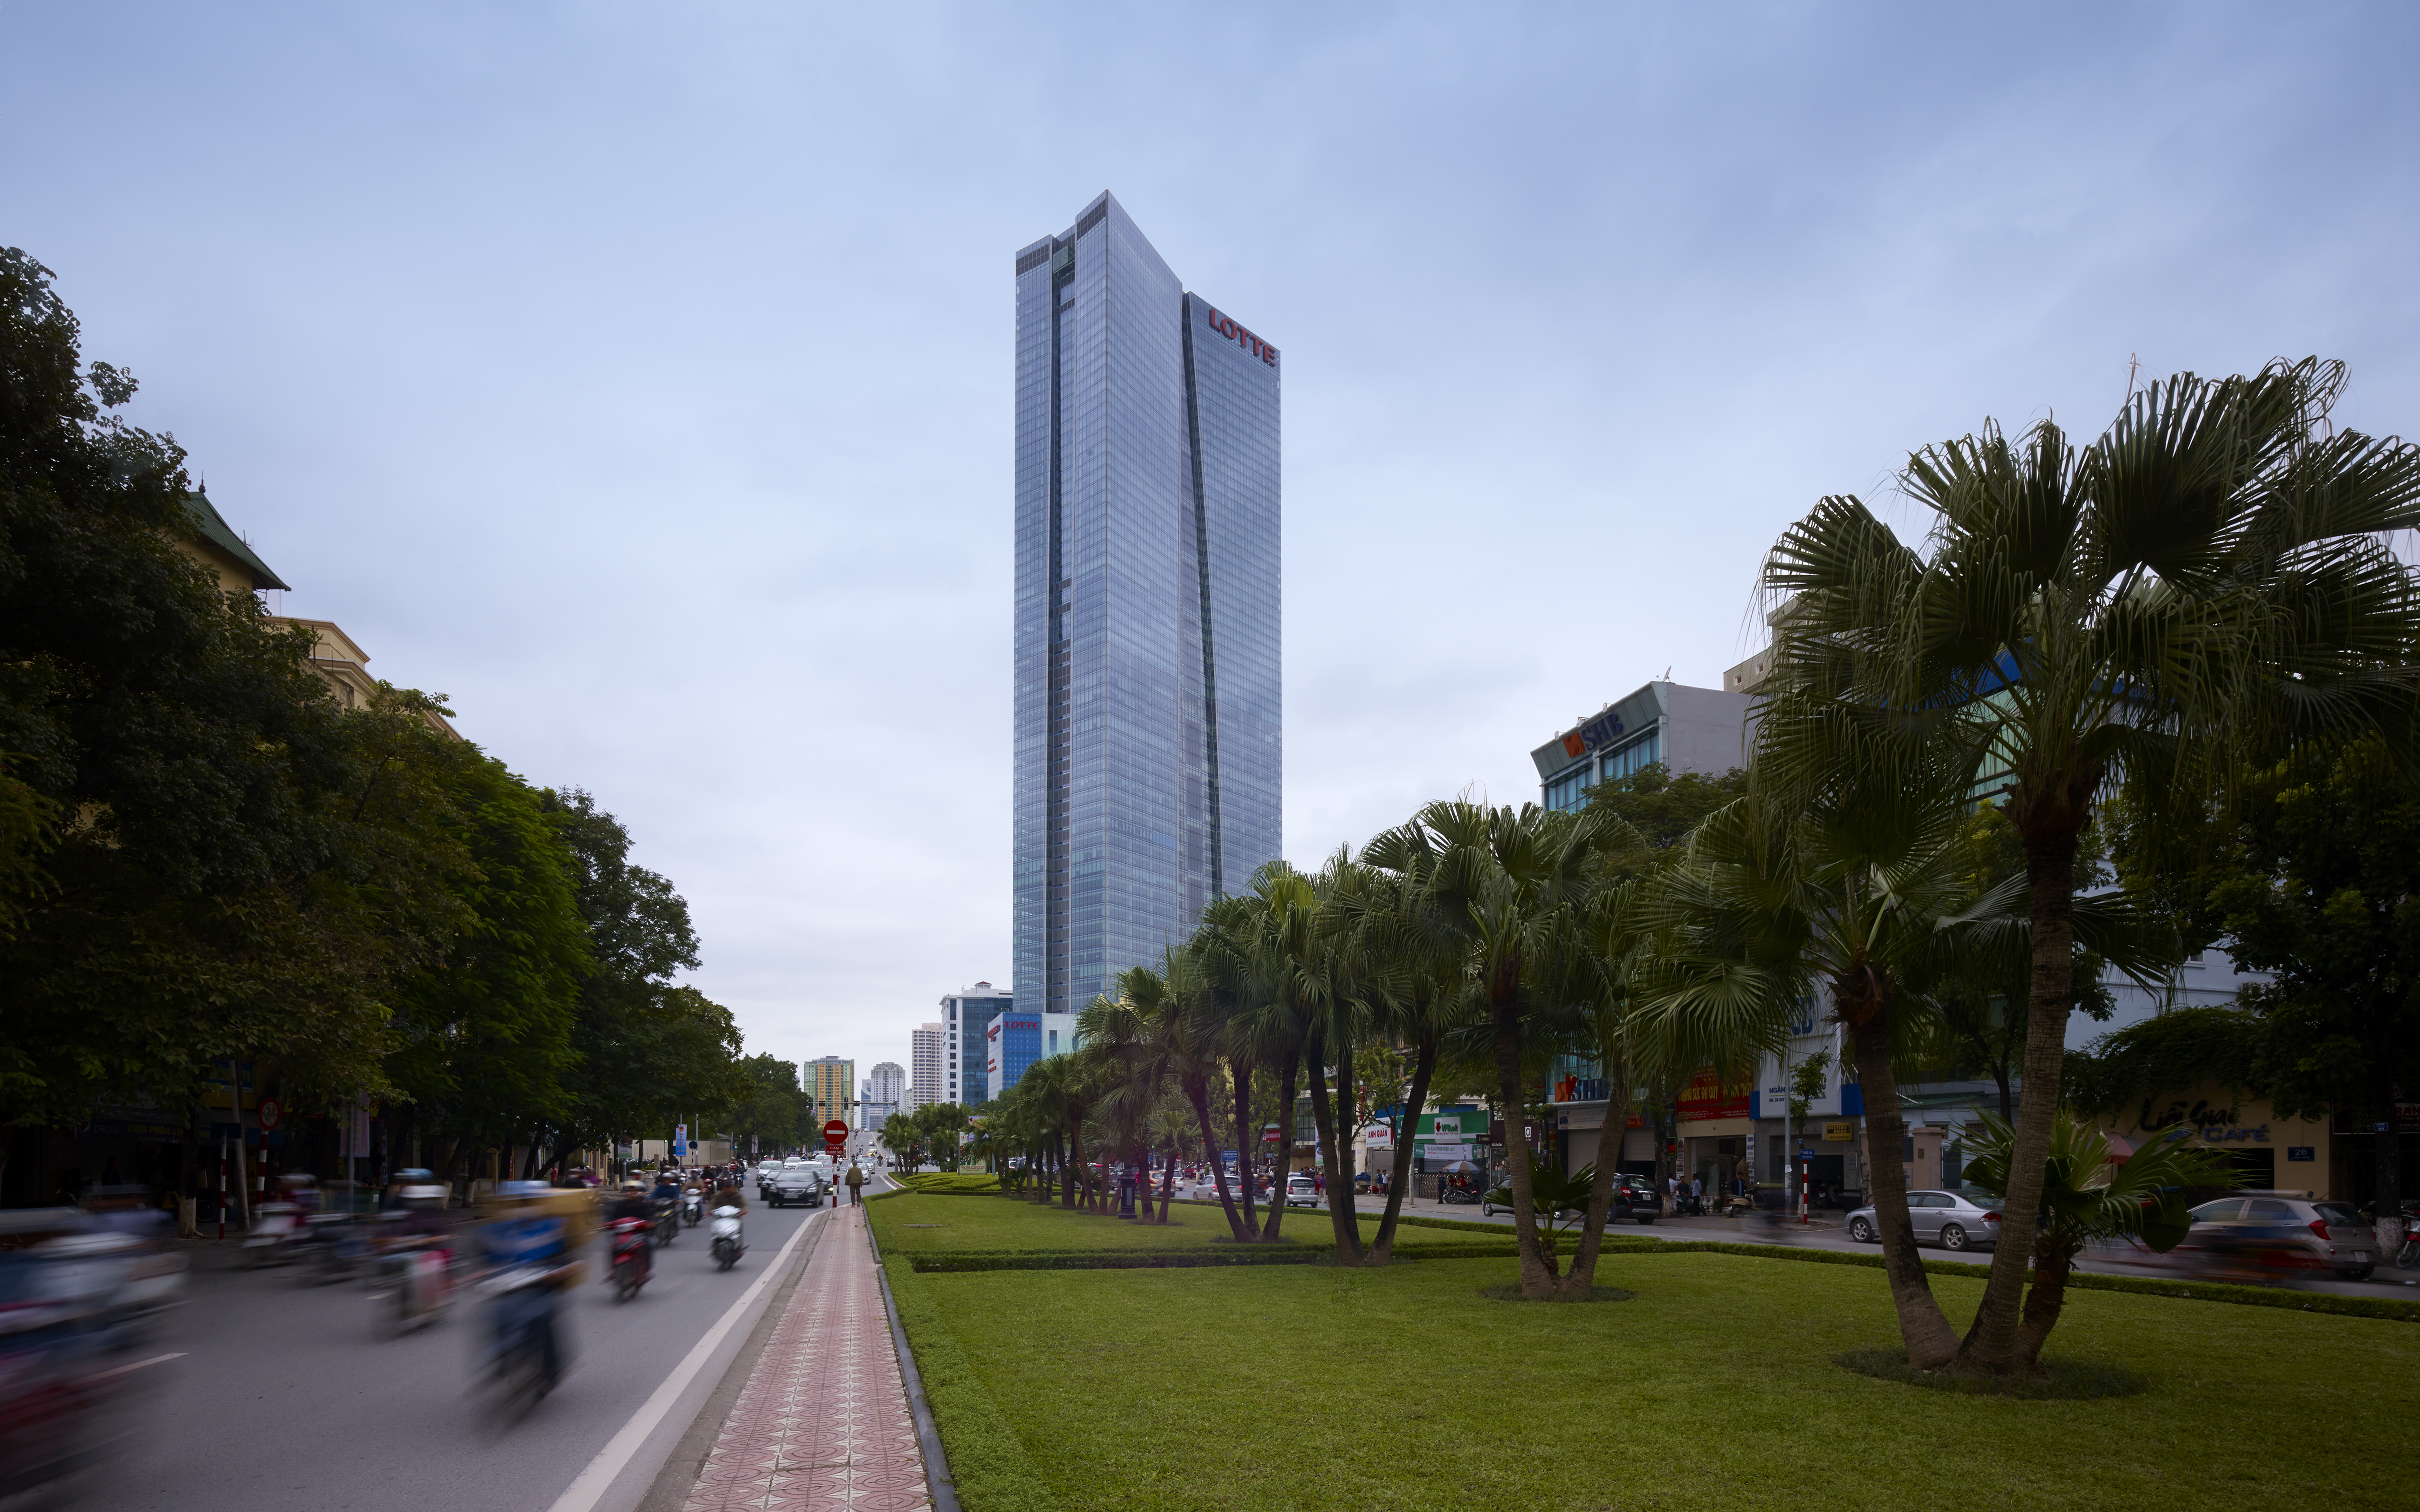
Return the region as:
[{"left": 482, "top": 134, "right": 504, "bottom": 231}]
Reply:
[
  {"left": 2114, "top": 733, "right": 2420, "bottom": 1216},
  {"left": 1759, "top": 357, "right": 2420, "bottom": 1373},
  {"left": 1586, "top": 762, "right": 1748, "bottom": 852},
  {"left": 0, "top": 247, "right": 459, "bottom": 1186},
  {"left": 382, "top": 750, "right": 589, "bottom": 1179},
  {"left": 536, "top": 787, "right": 743, "bottom": 1164},
  {"left": 726, "top": 1053, "right": 809, "bottom": 1159}
]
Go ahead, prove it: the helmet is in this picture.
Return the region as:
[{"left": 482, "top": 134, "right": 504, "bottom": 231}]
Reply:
[
  {"left": 621, "top": 1179, "right": 645, "bottom": 1192},
  {"left": 401, "top": 1184, "right": 447, "bottom": 1206}
]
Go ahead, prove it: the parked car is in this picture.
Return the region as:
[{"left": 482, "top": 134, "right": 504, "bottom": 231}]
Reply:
[
  {"left": 1843, "top": 1190, "right": 2002, "bottom": 1251},
  {"left": 2171, "top": 1193, "right": 2377, "bottom": 1281},
  {"left": 765, "top": 1166, "right": 826, "bottom": 1209}
]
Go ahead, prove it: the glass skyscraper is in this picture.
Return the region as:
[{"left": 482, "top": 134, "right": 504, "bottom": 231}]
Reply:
[{"left": 1013, "top": 192, "right": 1282, "bottom": 1018}]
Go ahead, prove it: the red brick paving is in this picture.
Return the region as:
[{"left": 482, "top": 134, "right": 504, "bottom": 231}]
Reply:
[{"left": 679, "top": 1206, "right": 930, "bottom": 1512}]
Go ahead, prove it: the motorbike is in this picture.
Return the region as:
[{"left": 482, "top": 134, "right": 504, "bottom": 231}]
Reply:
[
  {"left": 682, "top": 1189, "right": 705, "bottom": 1228},
  {"left": 2391, "top": 1204, "right": 2419, "bottom": 1271},
  {"left": 654, "top": 1198, "right": 680, "bottom": 1248},
  {"left": 0, "top": 1214, "right": 185, "bottom": 1502},
  {"left": 368, "top": 1236, "right": 456, "bottom": 1334},
  {"left": 479, "top": 1264, "right": 568, "bottom": 1423},
  {"left": 1439, "top": 1184, "right": 1479, "bottom": 1206},
  {"left": 608, "top": 1217, "right": 653, "bottom": 1300},
  {"left": 710, "top": 1207, "right": 746, "bottom": 1272},
  {"left": 241, "top": 1201, "right": 305, "bottom": 1266},
  {"left": 305, "top": 1212, "right": 370, "bottom": 1285}
]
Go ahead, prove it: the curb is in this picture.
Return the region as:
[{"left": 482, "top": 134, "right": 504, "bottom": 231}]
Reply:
[
  {"left": 634, "top": 1206, "right": 829, "bottom": 1512},
  {"left": 867, "top": 1189, "right": 961, "bottom": 1512}
]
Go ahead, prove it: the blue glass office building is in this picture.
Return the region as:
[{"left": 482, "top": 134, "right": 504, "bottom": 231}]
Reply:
[{"left": 1013, "top": 192, "right": 1282, "bottom": 1017}]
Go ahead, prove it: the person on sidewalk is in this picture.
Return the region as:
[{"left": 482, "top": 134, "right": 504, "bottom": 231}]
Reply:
[{"left": 845, "top": 1162, "right": 864, "bottom": 1206}]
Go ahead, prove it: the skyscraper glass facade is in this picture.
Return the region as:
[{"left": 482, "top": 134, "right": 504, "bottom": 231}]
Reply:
[{"left": 1013, "top": 192, "right": 1282, "bottom": 1016}]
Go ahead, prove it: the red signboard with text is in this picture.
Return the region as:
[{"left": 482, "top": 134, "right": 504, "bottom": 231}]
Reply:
[{"left": 1675, "top": 1067, "right": 1754, "bottom": 1123}]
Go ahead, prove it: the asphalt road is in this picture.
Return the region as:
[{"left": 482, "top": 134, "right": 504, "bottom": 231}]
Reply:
[{"left": 79, "top": 1187, "right": 844, "bottom": 1512}]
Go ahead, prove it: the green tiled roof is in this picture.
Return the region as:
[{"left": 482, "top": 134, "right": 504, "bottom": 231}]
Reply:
[{"left": 184, "top": 492, "right": 290, "bottom": 591}]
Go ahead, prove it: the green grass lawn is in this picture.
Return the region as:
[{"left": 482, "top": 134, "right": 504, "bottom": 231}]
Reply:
[
  {"left": 885, "top": 1206, "right": 2409, "bottom": 1512},
  {"left": 871, "top": 1189, "right": 1496, "bottom": 1255}
]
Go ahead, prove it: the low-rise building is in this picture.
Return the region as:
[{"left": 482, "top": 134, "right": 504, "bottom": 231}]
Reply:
[
  {"left": 940, "top": 983, "right": 1012, "bottom": 1107},
  {"left": 1531, "top": 679, "right": 1753, "bottom": 813}
]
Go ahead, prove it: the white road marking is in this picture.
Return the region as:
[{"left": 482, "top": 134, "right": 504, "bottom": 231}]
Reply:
[{"left": 542, "top": 1207, "right": 823, "bottom": 1512}]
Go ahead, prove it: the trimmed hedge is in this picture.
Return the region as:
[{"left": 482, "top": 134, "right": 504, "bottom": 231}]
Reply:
[{"left": 897, "top": 1173, "right": 1001, "bottom": 1196}]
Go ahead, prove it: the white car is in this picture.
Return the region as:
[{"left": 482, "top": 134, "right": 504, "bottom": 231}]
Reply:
[{"left": 1284, "top": 1175, "right": 1322, "bottom": 1209}]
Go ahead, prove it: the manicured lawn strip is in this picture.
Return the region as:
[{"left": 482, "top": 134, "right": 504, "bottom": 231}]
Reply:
[
  {"left": 882, "top": 1196, "right": 2419, "bottom": 1321},
  {"left": 877, "top": 1249, "right": 1057, "bottom": 1512},
  {"left": 870, "top": 1191, "right": 1488, "bottom": 1256},
  {"left": 902, "top": 1250, "right": 2410, "bottom": 1512},
  {"left": 906, "top": 1240, "right": 1521, "bottom": 1272}
]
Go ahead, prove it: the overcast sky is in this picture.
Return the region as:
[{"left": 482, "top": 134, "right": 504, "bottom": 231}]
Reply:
[{"left": 7, "top": 3, "right": 2414, "bottom": 1094}]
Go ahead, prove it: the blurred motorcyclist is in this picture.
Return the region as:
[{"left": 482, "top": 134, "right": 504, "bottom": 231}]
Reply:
[
  {"left": 606, "top": 1179, "right": 654, "bottom": 1224},
  {"left": 479, "top": 1181, "right": 572, "bottom": 1398},
  {"left": 712, "top": 1173, "right": 748, "bottom": 1213}
]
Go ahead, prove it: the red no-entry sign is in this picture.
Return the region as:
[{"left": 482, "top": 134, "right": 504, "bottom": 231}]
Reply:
[{"left": 824, "top": 1119, "right": 848, "bottom": 1148}]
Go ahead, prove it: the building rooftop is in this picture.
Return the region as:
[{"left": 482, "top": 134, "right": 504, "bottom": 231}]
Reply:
[{"left": 185, "top": 491, "right": 290, "bottom": 592}]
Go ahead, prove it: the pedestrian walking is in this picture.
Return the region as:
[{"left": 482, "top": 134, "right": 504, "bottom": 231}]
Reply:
[{"left": 846, "top": 1162, "right": 864, "bottom": 1206}]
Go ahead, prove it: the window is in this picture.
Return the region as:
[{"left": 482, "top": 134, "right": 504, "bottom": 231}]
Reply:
[
  {"left": 2246, "top": 1199, "right": 2295, "bottom": 1219},
  {"left": 2188, "top": 1199, "right": 2242, "bottom": 1222}
]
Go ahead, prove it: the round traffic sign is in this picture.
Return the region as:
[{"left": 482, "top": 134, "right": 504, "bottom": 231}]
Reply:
[
  {"left": 257, "top": 1097, "right": 282, "bottom": 1131},
  {"left": 824, "top": 1119, "right": 848, "bottom": 1146}
]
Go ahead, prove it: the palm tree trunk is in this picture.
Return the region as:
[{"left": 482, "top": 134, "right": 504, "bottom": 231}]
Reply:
[
  {"left": 1305, "top": 1032, "right": 1366, "bottom": 1264},
  {"left": 1259, "top": 1047, "right": 1299, "bottom": 1242},
  {"left": 1849, "top": 1014, "right": 1959, "bottom": 1368},
  {"left": 1187, "top": 1077, "right": 1251, "bottom": 1240},
  {"left": 1558, "top": 1051, "right": 1631, "bottom": 1299},
  {"left": 1230, "top": 1056, "right": 1258, "bottom": 1235},
  {"left": 1491, "top": 990, "right": 1558, "bottom": 1297},
  {"left": 1958, "top": 839, "right": 2077, "bottom": 1374},
  {"left": 1155, "top": 1144, "right": 1175, "bottom": 1221},
  {"left": 1368, "top": 1038, "right": 1435, "bottom": 1263},
  {"left": 2015, "top": 1240, "right": 2075, "bottom": 1371}
]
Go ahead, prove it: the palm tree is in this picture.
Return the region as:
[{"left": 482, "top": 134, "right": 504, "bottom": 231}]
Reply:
[
  {"left": 1630, "top": 755, "right": 2008, "bottom": 1361},
  {"left": 1321, "top": 856, "right": 1464, "bottom": 1263},
  {"left": 1147, "top": 1103, "right": 1195, "bottom": 1218},
  {"left": 1960, "top": 1109, "right": 2230, "bottom": 1370},
  {"left": 1367, "top": 799, "right": 1626, "bottom": 1298},
  {"left": 1078, "top": 969, "right": 1178, "bottom": 1221},
  {"left": 1195, "top": 865, "right": 1326, "bottom": 1244},
  {"left": 1759, "top": 357, "right": 2420, "bottom": 1371}
]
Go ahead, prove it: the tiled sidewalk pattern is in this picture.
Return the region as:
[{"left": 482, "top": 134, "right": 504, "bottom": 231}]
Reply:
[{"left": 680, "top": 1204, "right": 931, "bottom": 1511}]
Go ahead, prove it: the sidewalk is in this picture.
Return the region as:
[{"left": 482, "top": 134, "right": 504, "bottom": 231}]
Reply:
[{"left": 677, "top": 1204, "right": 930, "bottom": 1512}]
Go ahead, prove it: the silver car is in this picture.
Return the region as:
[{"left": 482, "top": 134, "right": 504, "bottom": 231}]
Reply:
[
  {"left": 2171, "top": 1193, "right": 2377, "bottom": 1281},
  {"left": 1844, "top": 1190, "right": 2002, "bottom": 1252}
]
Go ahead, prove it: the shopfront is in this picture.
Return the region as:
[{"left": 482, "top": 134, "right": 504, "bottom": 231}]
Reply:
[{"left": 2095, "top": 1083, "right": 2340, "bottom": 1198}]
